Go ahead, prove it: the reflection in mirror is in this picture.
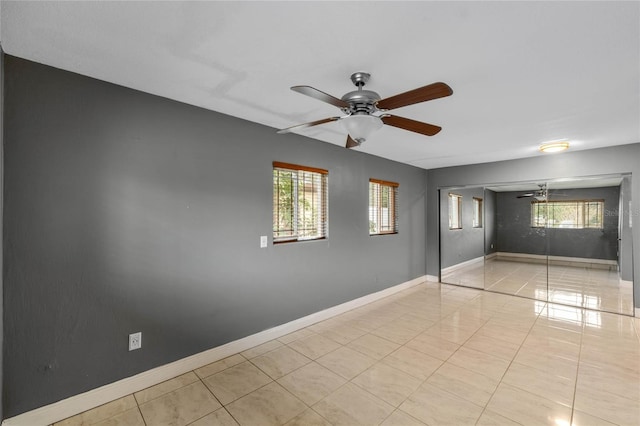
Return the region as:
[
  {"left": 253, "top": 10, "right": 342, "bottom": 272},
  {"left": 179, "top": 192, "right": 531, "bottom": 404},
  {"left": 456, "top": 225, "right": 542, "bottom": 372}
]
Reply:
[
  {"left": 483, "top": 182, "right": 548, "bottom": 300},
  {"left": 545, "top": 175, "right": 633, "bottom": 315},
  {"left": 439, "top": 186, "right": 485, "bottom": 288},
  {"left": 483, "top": 174, "right": 633, "bottom": 315}
]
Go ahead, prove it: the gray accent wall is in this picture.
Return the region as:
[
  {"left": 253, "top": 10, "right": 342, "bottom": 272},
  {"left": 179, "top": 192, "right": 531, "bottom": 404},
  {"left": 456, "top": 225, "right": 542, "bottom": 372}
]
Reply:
[
  {"left": 2, "top": 56, "right": 427, "bottom": 417},
  {"left": 496, "top": 186, "right": 620, "bottom": 260},
  {"left": 426, "top": 144, "right": 640, "bottom": 309},
  {"left": 484, "top": 189, "right": 497, "bottom": 255}
]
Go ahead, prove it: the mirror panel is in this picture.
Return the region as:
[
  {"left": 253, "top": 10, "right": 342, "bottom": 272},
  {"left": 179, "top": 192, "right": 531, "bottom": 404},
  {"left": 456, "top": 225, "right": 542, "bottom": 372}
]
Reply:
[
  {"left": 546, "top": 175, "right": 633, "bottom": 315},
  {"left": 483, "top": 182, "right": 548, "bottom": 300},
  {"left": 439, "top": 173, "right": 634, "bottom": 316},
  {"left": 439, "top": 186, "right": 485, "bottom": 289}
]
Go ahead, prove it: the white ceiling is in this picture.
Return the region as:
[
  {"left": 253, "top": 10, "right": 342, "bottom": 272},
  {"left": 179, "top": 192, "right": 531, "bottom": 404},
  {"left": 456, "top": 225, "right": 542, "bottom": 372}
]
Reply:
[{"left": 1, "top": 1, "right": 638, "bottom": 169}]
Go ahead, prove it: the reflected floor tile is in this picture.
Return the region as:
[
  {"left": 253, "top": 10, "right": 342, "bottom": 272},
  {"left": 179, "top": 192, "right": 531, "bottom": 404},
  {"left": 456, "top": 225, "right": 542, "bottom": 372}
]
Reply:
[
  {"left": 399, "top": 382, "right": 484, "bottom": 426},
  {"left": 352, "top": 362, "right": 422, "bottom": 407},
  {"left": 277, "top": 362, "right": 346, "bottom": 405},
  {"left": 226, "top": 382, "right": 307, "bottom": 426},
  {"left": 486, "top": 382, "right": 571, "bottom": 426},
  {"left": 313, "top": 382, "right": 395, "bottom": 425},
  {"left": 138, "top": 381, "right": 221, "bottom": 426}
]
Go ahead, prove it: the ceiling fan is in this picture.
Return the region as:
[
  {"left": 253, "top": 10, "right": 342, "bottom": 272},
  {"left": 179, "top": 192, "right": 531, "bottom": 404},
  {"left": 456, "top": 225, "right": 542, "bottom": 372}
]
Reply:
[
  {"left": 277, "top": 72, "right": 453, "bottom": 148},
  {"left": 517, "top": 184, "right": 547, "bottom": 201}
]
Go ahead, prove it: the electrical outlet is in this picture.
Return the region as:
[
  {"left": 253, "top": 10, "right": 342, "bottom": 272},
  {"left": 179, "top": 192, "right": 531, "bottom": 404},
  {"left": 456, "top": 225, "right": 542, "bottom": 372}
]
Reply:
[
  {"left": 260, "top": 235, "right": 268, "bottom": 248},
  {"left": 129, "top": 332, "right": 142, "bottom": 351}
]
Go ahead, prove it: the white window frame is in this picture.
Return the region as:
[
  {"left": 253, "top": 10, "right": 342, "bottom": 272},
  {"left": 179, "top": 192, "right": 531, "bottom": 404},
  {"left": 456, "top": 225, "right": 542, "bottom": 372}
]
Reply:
[
  {"left": 531, "top": 199, "right": 604, "bottom": 229},
  {"left": 449, "top": 193, "right": 462, "bottom": 230}
]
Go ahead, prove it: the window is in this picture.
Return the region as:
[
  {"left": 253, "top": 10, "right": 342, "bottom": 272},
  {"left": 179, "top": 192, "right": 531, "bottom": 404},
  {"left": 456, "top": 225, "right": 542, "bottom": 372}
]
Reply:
[
  {"left": 273, "top": 162, "right": 328, "bottom": 243},
  {"left": 473, "top": 197, "right": 483, "bottom": 228},
  {"left": 369, "top": 179, "right": 398, "bottom": 235},
  {"left": 531, "top": 200, "right": 604, "bottom": 229},
  {"left": 448, "top": 193, "right": 462, "bottom": 229}
]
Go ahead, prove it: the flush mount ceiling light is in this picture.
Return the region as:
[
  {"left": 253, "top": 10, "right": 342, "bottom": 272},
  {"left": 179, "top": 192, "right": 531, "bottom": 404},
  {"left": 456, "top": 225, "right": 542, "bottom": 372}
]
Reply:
[{"left": 539, "top": 140, "right": 570, "bottom": 153}]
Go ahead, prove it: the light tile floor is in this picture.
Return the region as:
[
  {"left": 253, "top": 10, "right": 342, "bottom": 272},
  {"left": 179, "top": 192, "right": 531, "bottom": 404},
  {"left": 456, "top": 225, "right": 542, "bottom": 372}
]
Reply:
[
  {"left": 444, "top": 258, "right": 633, "bottom": 316},
  {"left": 55, "top": 281, "right": 640, "bottom": 426}
]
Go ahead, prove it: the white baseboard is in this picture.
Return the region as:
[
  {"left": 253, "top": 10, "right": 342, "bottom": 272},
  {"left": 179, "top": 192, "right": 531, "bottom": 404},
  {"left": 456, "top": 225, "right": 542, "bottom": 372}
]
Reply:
[
  {"left": 495, "top": 252, "right": 617, "bottom": 268},
  {"left": 441, "top": 256, "right": 484, "bottom": 275},
  {"left": 635, "top": 307, "right": 640, "bottom": 318},
  {"left": 2, "top": 275, "right": 427, "bottom": 426},
  {"left": 426, "top": 274, "right": 439, "bottom": 282}
]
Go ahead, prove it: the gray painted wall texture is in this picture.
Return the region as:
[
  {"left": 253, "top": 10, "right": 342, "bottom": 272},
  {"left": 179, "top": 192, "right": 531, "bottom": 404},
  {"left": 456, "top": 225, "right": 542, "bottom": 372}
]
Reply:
[
  {"left": 496, "top": 186, "right": 620, "bottom": 260},
  {"left": 484, "top": 189, "right": 497, "bottom": 255},
  {"left": 2, "top": 56, "right": 427, "bottom": 417},
  {"left": 427, "top": 144, "right": 640, "bottom": 308}
]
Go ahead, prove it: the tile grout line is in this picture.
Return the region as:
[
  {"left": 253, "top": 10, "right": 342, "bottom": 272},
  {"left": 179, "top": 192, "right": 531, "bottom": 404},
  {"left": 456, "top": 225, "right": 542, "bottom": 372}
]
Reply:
[
  {"left": 472, "top": 299, "right": 544, "bottom": 425},
  {"left": 568, "top": 315, "right": 585, "bottom": 426}
]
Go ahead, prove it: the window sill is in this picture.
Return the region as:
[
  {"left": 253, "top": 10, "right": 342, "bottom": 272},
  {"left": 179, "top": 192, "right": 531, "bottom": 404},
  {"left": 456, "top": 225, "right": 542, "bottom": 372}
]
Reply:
[{"left": 273, "top": 237, "right": 327, "bottom": 245}]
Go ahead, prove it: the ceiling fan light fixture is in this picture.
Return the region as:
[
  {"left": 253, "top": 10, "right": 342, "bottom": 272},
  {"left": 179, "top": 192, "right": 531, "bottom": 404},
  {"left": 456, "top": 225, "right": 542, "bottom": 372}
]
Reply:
[
  {"left": 341, "top": 114, "right": 383, "bottom": 144},
  {"left": 539, "top": 140, "right": 570, "bottom": 153}
]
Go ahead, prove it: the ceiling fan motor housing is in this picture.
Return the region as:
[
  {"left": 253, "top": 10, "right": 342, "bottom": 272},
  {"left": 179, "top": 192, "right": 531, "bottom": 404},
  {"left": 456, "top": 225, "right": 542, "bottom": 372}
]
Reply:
[{"left": 339, "top": 72, "right": 382, "bottom": 115}]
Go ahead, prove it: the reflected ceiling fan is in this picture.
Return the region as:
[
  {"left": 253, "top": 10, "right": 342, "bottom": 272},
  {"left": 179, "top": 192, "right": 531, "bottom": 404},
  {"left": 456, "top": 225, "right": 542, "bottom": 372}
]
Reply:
[
  {"left": 517, "top": 184, "right": 547, "bottom": 201},
  {"left": 277, "top": 72, "right": 453, "bottom": 148}
]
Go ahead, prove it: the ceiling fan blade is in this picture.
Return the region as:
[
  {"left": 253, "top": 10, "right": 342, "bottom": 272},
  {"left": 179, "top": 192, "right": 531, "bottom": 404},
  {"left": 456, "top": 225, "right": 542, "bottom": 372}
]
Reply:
[
  {"left": 277, "top": 117, "right": 340, "bottom": 134},
  {"left": 291, "top": 86, "right": 350, "bottom": 109},
  {"left": 345, "top": 135, "right": 360, "bottom": 149},
  {"left": 376, "top": 82, "right": 453, "bottom": 111},
  {"left": 381, "top": 115, "right": 442, "bottom": 136},
  {"left": 517, "top": 193, "right": 534, "bottom": 198}
]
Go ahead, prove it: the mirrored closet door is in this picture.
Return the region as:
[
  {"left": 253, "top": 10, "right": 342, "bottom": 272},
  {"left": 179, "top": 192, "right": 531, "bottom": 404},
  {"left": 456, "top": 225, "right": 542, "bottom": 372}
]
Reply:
[{"left": 439, "top": 173, "right": 634, "bottom": 315}]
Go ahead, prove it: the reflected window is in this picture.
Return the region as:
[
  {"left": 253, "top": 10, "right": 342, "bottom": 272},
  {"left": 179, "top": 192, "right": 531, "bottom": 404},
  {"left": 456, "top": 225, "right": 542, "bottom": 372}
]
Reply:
[
  {"left": 531, "top": 200, "right": 604, "bottom": 229},
  {"left": 473, "top": 197, "right": 483, "bottom": 228},
  {"left": 448, "top": 193, "right": 462, "bottom": 230}
]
